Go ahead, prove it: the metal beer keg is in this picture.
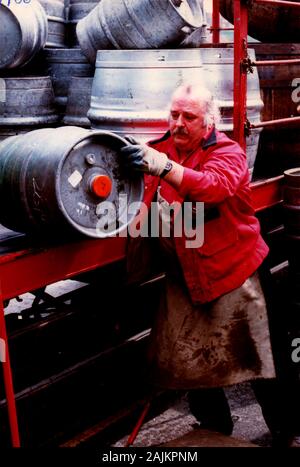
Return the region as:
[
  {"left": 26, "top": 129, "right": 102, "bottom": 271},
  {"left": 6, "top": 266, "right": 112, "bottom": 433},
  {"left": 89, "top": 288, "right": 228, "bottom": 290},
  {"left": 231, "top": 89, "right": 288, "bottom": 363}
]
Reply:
[
  {"left": 77, "top": 0, "right": 204, "bottom": 62},
  {"left": 0, "top": 1, "right": 48, "bottom": 69},
  {"left": 88, "top": 48, "right": 263, "bottom": 177},
  {"left": 0, "top": 127, "right": 143, "bottom": 237}
]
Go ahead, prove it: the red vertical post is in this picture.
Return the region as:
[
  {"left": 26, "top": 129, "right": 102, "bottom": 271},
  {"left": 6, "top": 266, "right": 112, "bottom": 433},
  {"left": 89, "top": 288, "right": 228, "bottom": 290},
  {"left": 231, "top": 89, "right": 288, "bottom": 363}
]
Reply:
[
  {"left": 0, "top": 287, "right": 20, "bottom": 447},
  {"left": 212, "top": 0, "right": 220, "bottom": 44},
  {"left": 233, "top": 0, "right": 248, "bottom": 151}
]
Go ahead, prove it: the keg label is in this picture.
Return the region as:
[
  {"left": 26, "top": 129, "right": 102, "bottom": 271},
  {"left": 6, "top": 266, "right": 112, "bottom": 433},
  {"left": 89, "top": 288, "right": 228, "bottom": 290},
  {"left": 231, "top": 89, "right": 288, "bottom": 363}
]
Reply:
[{"left": 68, "top": 170, "right": 83, "bottom": 188}]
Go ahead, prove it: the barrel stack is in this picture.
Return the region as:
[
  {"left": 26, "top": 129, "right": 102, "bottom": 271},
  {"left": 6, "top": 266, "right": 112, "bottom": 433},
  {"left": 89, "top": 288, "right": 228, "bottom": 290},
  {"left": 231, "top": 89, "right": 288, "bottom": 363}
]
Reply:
[
  {"left": 0, "top": 0, "right": 147, "bottom": 238},
  {"left": 0, "top": 1, "right": 60, "bottom": 141},
  {"left": 75, "top": 0, "right": 264, "bottom": 178},
  {"left": 1, "top": 0, "right": 300, "bottom": 235}
]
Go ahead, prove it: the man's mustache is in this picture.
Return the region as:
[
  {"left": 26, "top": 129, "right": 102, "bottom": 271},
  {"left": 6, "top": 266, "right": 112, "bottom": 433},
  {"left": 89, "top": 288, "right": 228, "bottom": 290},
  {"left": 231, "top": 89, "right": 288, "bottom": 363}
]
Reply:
[{"left": 172, "top": 128, "right": 189, "bottom": 136}]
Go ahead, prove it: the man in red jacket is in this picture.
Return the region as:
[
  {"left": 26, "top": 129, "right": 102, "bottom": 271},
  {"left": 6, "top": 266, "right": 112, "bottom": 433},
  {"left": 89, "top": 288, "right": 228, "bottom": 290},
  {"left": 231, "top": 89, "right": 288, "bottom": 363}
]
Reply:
[{"left": 121, "top": 82, "right": 300, "bottom": 446}]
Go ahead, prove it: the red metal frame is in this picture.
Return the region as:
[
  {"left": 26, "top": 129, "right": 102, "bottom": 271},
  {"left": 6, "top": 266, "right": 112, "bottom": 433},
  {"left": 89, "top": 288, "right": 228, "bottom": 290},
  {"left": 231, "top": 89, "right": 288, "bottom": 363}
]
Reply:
[
  {"left": 233, "top": 0, "right": 248, "bottom": 151},
  {"left": 255, "top": 0, "right": 300, "bottom": 6},
  {"left": 0, "top": 236, "right": 126, "bottom": 446},
  {"left": 212, "top": 0, "right": 221, "bottom": 44},
  {"left": 0, "top": 236, "right": 126, "bottom": 301},
  {"left": 251, "top": 176, "right": 284, "bottom": 212},
  {"left": 0, "top": 288, "right": 20, "bottom": 447},
  {"left": 0, "top": 178, "right": 283, "bottom": 446}
]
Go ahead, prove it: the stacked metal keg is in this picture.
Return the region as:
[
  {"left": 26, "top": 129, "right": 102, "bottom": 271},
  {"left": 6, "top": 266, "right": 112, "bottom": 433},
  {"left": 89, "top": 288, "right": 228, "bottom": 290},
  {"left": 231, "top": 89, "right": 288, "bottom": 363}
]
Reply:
[
  {"left": 0, "top": 0, "right": 151, "bottom": 237},
  {"left": 74, "top": 0, "right": 262, "bottom": 178},
  {"left": 0, "top": 0, "right": 59, "bottom": 140},
  {"left": 0, "top": 0, "right": 264, "bottom": 236},
  {"left": 0, "top": 0, "right": 95, "bottom": 122}
]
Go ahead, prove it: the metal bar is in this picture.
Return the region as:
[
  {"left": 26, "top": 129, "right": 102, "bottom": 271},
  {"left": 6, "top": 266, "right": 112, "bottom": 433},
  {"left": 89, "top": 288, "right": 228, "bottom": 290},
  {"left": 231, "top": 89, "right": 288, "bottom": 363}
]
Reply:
[
  {"left": 254, "top": 0, "right": 300, "bottom": 7},
  {"left": 233, "top": 0, "right": 248, "bottom": 151},
  {"left": 212, "top": 0, "right": 220, "bottom": 44},
  {"left": 251, "top": 116, "right": 300, "bottom": 128},
  {"left": 0, "top": 285, "right": 20, "bottom": 447},
  {"left": 125, "top": 399, "right": 152, "bottom": 447},
  {"left": 253, "top": 59, "right": 300, "bottom": 66},
  {"left": 250, "top": 176, "right": 284, "bottom": 212},
  {"left": 0, "top": 236, "right": 126, "bottom": 301},
  {"left": 208, "top": 27, "right": 235, "bottom": 31}
]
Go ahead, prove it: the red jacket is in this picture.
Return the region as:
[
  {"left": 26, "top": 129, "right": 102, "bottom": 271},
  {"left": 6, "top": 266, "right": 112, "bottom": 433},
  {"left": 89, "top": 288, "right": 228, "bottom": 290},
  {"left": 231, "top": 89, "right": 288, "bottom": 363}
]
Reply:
[{"left": 143, "top": 127, "right": 269, "bottom": 304}]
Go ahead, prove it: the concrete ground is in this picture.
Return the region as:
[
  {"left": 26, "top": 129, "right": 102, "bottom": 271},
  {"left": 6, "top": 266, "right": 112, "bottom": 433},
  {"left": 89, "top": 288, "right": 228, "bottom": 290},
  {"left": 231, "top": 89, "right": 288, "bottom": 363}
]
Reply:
[{"left": 113, "top": 383, "right": 272, "bottom": 448}]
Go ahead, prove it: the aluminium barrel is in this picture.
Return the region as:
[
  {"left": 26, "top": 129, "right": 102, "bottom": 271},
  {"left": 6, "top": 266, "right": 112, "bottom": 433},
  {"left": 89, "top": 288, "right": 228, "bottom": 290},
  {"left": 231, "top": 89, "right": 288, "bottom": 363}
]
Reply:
[
  {"left": 0, "top": 127, "right": 143, "bottom": 238},
  {"left": 88, "top": 48, "right": 263, "bottom": 178},
  {"left": 39, "top": 0, "right": 67, "bottom": 48},
  {"left": 64, "top": 77, "right": 93, "bottom": 127},
  {"left": 67, "top": 1, "right": 98, "bottom": 47},
  {"left": 40, "top": 48, "right": 94, "bottom": 110},
  {"left": 0, "top": 1, "right": 48, "bottom": 69},
  {"left": 0, "top": 76, "right": 59, "bottom": 142},
  {"left": 76, "top": 0, "right": 204, "bottom": 63}
]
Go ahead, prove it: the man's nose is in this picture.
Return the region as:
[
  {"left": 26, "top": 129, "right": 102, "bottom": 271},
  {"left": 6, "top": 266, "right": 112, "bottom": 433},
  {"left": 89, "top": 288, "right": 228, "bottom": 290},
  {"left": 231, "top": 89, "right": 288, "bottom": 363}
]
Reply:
[{"left": 176, "top": 114, "right": 184, "bottom": 127}]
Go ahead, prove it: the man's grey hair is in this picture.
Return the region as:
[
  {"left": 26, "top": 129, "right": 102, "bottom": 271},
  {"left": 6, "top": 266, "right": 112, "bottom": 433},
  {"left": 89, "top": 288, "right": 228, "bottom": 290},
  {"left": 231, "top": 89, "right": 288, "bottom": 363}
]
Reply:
[{"left": 171, "top": 83, "right": 221, "bottom": 127}]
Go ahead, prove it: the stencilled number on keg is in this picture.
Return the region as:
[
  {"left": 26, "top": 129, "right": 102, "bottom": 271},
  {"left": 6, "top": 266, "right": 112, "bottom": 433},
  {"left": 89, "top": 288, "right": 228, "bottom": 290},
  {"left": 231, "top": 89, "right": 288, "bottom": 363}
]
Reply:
[
  {"left": 32, "top": 178, "right": 47, "bottom": 222},
  {"left": 0, "top": 78, "right": 5, "bottom": 114},
  {"left": 0, "top": 0, "right": 32, "bottom": 5}
]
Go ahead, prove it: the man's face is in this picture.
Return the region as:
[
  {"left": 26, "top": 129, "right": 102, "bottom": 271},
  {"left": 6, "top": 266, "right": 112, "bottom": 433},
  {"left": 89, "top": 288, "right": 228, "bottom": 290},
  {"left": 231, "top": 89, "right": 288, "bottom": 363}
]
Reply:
[{"left": 169, "top": 94, "right": 208, "bottom": 154}]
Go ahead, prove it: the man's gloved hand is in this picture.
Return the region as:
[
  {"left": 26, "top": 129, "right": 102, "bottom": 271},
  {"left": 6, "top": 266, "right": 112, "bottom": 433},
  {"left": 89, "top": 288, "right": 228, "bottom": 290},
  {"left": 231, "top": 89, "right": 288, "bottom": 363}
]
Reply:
[{"left": 121, "top": 135, "right": 169, "bottom": 177}]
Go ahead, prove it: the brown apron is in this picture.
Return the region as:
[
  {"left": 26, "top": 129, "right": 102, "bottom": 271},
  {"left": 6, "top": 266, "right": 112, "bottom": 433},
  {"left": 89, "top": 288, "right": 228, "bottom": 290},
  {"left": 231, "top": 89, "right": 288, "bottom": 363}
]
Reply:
[
  {"left": 148, "top": 271, "right": 276, "bottom": 389},
  {"left": 147, "top": 189, "right": 276, "bottom": 389}
]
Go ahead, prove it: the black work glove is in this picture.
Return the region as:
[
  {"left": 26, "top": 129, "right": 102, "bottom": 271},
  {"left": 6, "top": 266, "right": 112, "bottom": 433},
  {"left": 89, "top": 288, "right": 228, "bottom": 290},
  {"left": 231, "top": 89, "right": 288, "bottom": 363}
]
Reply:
[{"left": 120, "top": 135, "right": 169, "bottom": 176}]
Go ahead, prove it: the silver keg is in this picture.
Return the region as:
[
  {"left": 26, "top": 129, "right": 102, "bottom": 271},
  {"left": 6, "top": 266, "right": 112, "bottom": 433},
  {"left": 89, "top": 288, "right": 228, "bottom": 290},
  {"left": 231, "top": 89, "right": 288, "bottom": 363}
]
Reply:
[
  {"left": 67, "top": 1, "right": 98, "bottom": 47},
  {"left": 0, "top": 1, "right": 48, "bottom": 69},
  {"left": 42, "top": 48, "right": 94, "bottom": 109},
  {"left": 0, "top": 76, "right": 59, "bottom": 142},
  {"left": 88, "top": 48, "right": 263, "bottom": 177},
  {"left": 39, "top": 0, "right": 67, "bottom": 48},
  {"left": 76, "top": 0, "right": 204, "bottom": 62},
  {"left": 64, "top": 77, "right": 93, "bottom": 127},
  {"left": 0, "top": 127, "right": 143, "bottom": 237}
]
